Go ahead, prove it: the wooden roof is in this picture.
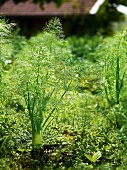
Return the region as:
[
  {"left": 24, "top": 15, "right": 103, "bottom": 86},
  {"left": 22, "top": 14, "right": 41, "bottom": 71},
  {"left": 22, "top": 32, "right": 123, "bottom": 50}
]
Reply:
[{"left": 0, "top": 0, "right": 97, "bottom": 16}]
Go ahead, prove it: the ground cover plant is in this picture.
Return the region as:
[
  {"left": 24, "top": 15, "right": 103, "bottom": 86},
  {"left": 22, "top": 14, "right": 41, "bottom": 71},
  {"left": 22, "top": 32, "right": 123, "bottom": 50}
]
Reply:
[{"left": 0, "top": 18, "right": 127, "bottom": 169}]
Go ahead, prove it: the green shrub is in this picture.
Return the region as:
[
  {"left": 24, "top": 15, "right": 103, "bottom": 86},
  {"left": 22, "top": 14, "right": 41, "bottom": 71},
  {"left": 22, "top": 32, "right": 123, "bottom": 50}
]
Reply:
[
  {"left": 67, "top": 35, "right": 103, "bottom": 62},
  {"left": 0, "top": 18, "right": 27, "bottom": 155}
]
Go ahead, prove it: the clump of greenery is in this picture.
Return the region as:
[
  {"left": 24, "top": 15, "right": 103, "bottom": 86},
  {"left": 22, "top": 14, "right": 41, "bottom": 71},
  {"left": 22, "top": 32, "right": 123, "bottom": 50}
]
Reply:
[
  {"left": 5, "top": 18, "right": 73, "bottom": 148},
  {"left": 0, "top": 18, "right": 13, "bottom": 73},
  {"left": 0, "top": 18, "right": 27, "bottom": 158},
  {"left": 67, "top": 35, "right": 103, "bottom": 62},
  {"left": 98, "top": 29, "right": 127, "bottom": 144},
  {"left": 100, "top": 30, "right": 127, "bottom": 106},
  {"left": 0, "top": 18, "right": 26, "bottom": 71}
]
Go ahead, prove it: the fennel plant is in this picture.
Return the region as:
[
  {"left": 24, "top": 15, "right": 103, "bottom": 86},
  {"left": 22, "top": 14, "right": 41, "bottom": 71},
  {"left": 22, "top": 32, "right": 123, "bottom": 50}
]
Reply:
[
  {"left": 8, "top": 18, "right": 73, "bottom": 148},
  {"left": 100, "top": 30, "right": 127, "bottom": 106}
]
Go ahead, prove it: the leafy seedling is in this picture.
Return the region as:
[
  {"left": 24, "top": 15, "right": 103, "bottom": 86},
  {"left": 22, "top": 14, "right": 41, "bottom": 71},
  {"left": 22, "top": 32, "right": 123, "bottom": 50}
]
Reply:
[{"left": 84, "top": 151, "right": 102, "bottom": 163}]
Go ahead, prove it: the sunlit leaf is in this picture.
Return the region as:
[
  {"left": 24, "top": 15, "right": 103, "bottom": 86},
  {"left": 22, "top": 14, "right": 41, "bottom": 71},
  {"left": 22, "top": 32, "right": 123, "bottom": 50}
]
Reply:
[
  {"left": 91, "top": 151, "right": 102, "bottom": 163},
  {"left": 84, "top": 153, "right": 92, "bottom": 162}
]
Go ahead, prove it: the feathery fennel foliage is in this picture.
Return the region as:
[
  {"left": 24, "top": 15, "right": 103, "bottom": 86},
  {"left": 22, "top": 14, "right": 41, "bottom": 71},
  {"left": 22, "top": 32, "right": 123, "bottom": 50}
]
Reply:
[
  {"left": 8, "top": 18, "right": 73, "bottom": 148},
  {"left": 44, "top": 17, "right": 65, "bottom": 39},
  {"left": 98, "top": 29, "right": 127, "bottom": 134},
  {"left": 99, "top": 29, "right": 127, "bottom": 106},
  {"left": 0, "top": 18, "right": 16, "bottom": 68}
]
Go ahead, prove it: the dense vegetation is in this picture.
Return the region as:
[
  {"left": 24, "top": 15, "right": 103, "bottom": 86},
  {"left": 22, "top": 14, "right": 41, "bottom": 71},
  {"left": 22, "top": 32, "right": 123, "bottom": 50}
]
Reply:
[{"left": 1, "top": 17, "right": 127, "bottom": 169}]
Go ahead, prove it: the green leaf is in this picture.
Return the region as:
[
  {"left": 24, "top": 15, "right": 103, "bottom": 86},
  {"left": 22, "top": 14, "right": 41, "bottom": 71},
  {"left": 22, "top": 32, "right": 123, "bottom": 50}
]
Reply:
[
  {"left": 84, "top": 151, "right": 102, "bottom": 163},
  {"left": 84, "top": 153, "right": 92, "bottom": 162},
  {"left": 17, "top": 148, "right": 25, "bottom": 152},
  {"left": 91, "top": 151, "right": 102, "bottom": 163}
]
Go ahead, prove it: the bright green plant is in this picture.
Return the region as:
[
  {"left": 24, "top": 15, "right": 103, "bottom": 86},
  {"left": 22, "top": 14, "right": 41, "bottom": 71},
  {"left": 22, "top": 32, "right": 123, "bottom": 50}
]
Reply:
[
  {"left": 98, "top": 29, "right": 127, "bottom": 137},
  {"left": 84, "top": 151, "right": 102, "bottom": 163},
  {"left": 0, "top": 18, "right": 25, "bottom": 71},
  {"left": 24, "top": 60, "right": 71, "bottom": 148},
  {"left": 0, "top": 18, "right": 16, "bottom": 69},
  {"left": 7, "top": 18, "right": 73, "bottom": 148},
  {"left": 0, "top": 18, "right": 27, "bottom": 144},
  {"left": 99, "top": 29, "right": 127, "bottom": 106}
]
